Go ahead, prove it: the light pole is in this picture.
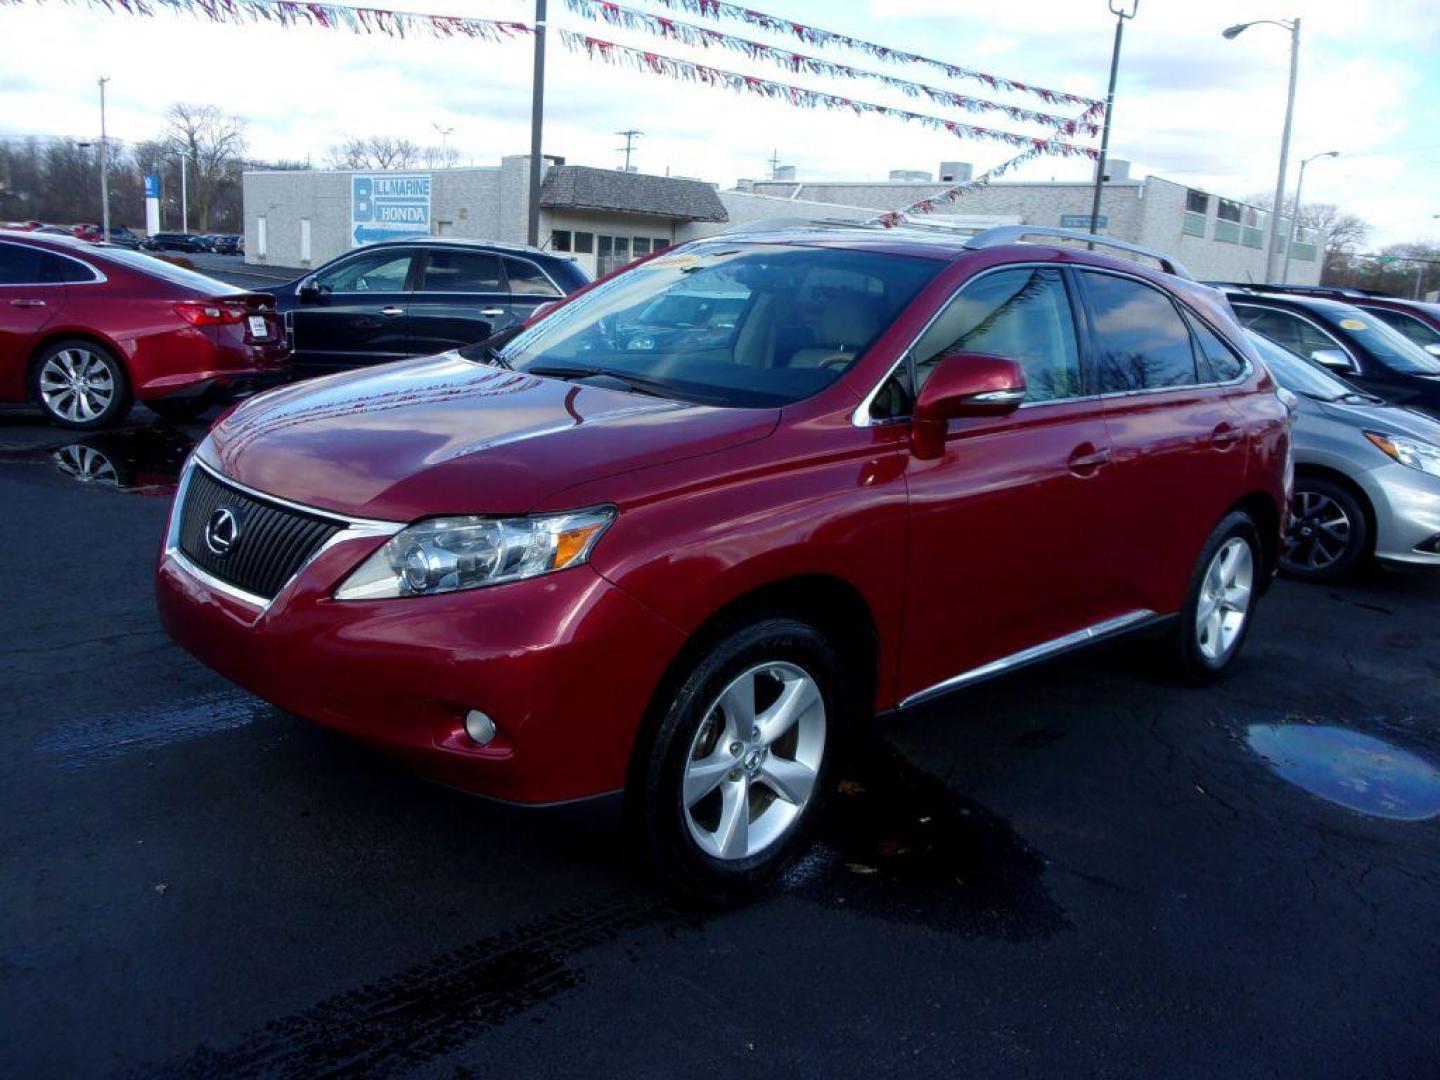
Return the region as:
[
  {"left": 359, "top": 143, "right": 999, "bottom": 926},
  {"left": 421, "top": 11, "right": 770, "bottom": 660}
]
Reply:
[
  {"left": 1223, "top": 17, "right": 1300, "bottom": 283},
  {"left": 1281, "top": 150, "right": 1337, "bottom": 283},
  {"left": 97, "top": 76, "right": 110, "bottom": 236},
  {"left": 1088, "top": 0, "right": 1139, "bottom": 238},
  {"left": 526, "top": 0, "right": 547, "bottom": 247},
  {"left": 433, "top": 123, "right": 455, "bottom": 167},
  {"left": 176, "top": 148, "right": 190, "bottom": 232}
]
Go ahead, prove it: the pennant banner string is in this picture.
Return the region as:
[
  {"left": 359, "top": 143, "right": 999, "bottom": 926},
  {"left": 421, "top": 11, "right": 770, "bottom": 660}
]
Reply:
[
  {"left": 559, "top": 32, "right": 1099, "bottom": 160},
  {"left": 869, "top": 147, "right": 1045, "bottom": 228},
  {"left": 563, "top": 0, "right": 1099, "bottom": 136},
  {"left": 639, "top": 0, "right": 1102, "bottom": 113},
  {"left": 0, "top": 0, "right": 534, "bottom": 43}
]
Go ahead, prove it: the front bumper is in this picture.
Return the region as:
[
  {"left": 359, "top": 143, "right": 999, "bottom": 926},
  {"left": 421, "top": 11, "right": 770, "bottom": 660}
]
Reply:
[
  {"left": 155, "top": 480, "right": 686, "bottom": 804},
  {"left": 1361, "top": 462, "right": 1440, "bottom": 566}
]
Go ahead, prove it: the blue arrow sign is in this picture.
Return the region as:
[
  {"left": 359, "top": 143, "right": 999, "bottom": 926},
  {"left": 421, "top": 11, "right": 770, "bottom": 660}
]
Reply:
[{"left": 352, "top": 173, "right": 431, "bottom": 248}]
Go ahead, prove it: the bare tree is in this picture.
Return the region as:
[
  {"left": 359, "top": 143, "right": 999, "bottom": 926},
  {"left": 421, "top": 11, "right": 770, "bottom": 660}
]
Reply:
[
  {"left": 326, "top": 136, "right": 421, "bottom": 171},
  {"left": 422, "top": 143, "right": 460, "bottom": 170},
  {"left": 161, "top": 103, "right": 248, "bottom": 231}
]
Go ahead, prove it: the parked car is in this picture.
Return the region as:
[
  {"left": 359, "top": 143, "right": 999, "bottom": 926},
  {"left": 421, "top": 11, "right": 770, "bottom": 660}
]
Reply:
[
  {"left": 0, "top": 232, "right": 290, "bottom": 428},
  {"left": 156, "top": 226, "right": 1289, "bottom": 894},
  {"left": 1237, "top": 285, "right": 1440, "bottom": 359},
  {"left": 267, "top": 238, "right": 590, "bottom": 371},
  {"left": 1247, "top": 331, "right": 1440, "bottom": 580},
  {"left": 72, "top": 224, "right": 142, "bottom": 249},
  {"left": 31, "top": 224, "right": 74, "bottom": 236},
  {"left": 1225, "top": 288, "right": 1440, "bottom": 419},
  {"left": 5, "top": 220, "right": 45, "bottom": 231},
  {"left": 210, "top": 234, "right": 242, "bottom": 255},
  {"left": 143, "top": 232, "right": 210, "bottom": 253}
]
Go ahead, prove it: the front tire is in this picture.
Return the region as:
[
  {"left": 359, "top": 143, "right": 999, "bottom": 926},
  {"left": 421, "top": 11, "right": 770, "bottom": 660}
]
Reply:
[
  {"left": 1170, "top": 512, "right": 1261, "bottom": 684},
  {"left": 31, "top": 338, "right": 132, "bottom": 430},
  {"left": 630, "top": 617, "right": 844, "bottom": 899},
  {"left": 1281, "top": 478, "right": 1369, "bottom": 581}
]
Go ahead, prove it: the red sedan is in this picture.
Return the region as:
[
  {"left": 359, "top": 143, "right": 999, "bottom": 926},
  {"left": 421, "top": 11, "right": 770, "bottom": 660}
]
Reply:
[{"left": 0, "top": 230, "right": 289, "bottom": 428}]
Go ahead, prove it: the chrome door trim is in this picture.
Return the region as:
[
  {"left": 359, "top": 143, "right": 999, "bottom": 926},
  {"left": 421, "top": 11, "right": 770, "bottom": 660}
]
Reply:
[{"left": 898, "top": 609, "right": 1159, "bottom": 710}]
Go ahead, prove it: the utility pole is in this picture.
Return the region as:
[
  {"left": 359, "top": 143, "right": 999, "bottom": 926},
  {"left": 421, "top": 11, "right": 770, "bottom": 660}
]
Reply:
[
  {"left": 1088, "top": 2, "right": 1139, "bottom": 239},
  {"left": 178, "top": 149, "right": 189, "bottom": 232},
  {"left": 97, "top": 76, "right": 110, "bottom": 236},
  {"left": 1282, "top": 150, "right": 1337, "bottom": 284},
  {"left": 616, "top": 129, "right": 643, "bottom": 172},
  {"left": 526, "top": 0, "right": 547, "bottom": 247}
]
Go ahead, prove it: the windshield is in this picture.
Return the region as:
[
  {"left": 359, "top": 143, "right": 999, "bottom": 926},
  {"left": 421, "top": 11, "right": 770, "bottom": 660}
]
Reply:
[
  {"left": 1317, "top": 303, "right": 1440, "bottom": 375},
  {"left": 487, "top": 243, "right": 942, "bottom": 407},
  {"left": 1246, "top": 331, "right": 1362, "bottom": 400},
  {"left": 96, "top": 246, "right": 239, "bottom": 294}
]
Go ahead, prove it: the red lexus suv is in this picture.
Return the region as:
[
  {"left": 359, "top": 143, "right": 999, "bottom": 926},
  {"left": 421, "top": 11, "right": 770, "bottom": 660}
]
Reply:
[
  {"left": 157, "top": 226, "right": 1291, "bottom": 894},
  {"left": 0, "top": 231, "right": 289, "bottom": 428}
]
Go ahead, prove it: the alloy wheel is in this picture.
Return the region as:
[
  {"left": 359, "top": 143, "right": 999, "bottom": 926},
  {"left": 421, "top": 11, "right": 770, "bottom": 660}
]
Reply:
[
  {"left": 1196, "top": 537, "right": 1254, "bottom": 663},
  {"left": 1282, "top": 490, "right": 1352, "bottom": 573},
  {"left": 38, "top": 349, "right": 115, "bottom": 423},
  {"left": 52, "top": 444, "right": 118, "bottom": 486},
  {"left": 681, "top": 661, "right": 826, "bottom": 861}
]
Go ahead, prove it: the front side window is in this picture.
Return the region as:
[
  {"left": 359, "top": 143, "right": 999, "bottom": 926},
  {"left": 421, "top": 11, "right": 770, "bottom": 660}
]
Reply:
[
  {"left": 315, "top": 250, "right": 412, "bottom": 293},
  {"left": 1083, "top": 272, "right": 1200, "bottom": 392},
  {"left": 1234, "top": 305, "right": 1350, "bottom": 367},
  {"left": 503, "top": 258, "right": 562, "bottom": 297},
  {"left": 0, "top": 243, "right": 45, "bottom": 284},
  {"left": 481, "top": 243, "right": 940, "bottom": 408},
  {"left": 912, "top": 267, "right": 1082, "bottom": 403},
  {"left": 1319, "top": 306, "right": 1440, "bottom": 375},
  {"left": 420, "top": 251, "right": 503, "bottom": 292}
]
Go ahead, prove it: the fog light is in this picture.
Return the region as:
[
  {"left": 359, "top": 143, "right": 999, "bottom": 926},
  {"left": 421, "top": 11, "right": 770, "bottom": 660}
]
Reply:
[{"left": 464, "top": 709, "right": 497, "bottom": 747}]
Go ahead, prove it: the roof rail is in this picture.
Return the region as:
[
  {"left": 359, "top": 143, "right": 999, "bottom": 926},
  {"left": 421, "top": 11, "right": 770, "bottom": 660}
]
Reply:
[{"left": 965, "top": 226, "right": 1193, "bottom": 280}]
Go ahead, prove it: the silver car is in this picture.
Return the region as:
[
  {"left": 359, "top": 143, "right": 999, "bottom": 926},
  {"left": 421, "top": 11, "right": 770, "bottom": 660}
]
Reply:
[{"left": 1249, "top": 332, "right": 1440, "bottom": 580}]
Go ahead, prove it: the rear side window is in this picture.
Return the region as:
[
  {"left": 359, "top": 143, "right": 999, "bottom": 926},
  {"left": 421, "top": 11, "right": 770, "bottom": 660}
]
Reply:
[
  {"left": 1185, "top": 312, "right": 1246, "bottom": 382},
  {"left": 912, "top": 267, "right": 1082, "bottom": 403},
  {"left": 503, "top": 258, "right": 562, "bottom": 297},
  {"left": 1082, "top": 272, "right": 1199, "bottom": 392},
  {"left": 420, "top": 250, "right": 503, "bottom": 292}
]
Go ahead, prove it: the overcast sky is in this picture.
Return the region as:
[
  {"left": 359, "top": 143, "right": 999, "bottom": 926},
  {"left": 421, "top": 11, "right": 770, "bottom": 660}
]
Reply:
[{"left": 1, "top": 0, "right": 1436, "bottom": 245}]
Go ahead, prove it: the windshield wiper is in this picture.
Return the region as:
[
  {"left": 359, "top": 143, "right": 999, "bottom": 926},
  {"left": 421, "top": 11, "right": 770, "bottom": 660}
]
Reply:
[{"left": 526, "top": 364, "right": 680, "bottom": 400}]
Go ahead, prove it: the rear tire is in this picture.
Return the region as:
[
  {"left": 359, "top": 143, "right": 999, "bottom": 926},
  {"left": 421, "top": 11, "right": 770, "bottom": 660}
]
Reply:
[
  {"left": 630, "top": 616, "right": 846, "bottom": 900},
  {"left": 1281, "top": 478, "right": 1369, "bottom": 582},
  {"left": 30, "top": 338, "right": 132, "bottom": 430},
  {"left": 1169, "top": 512, "right": 1262, "bottom": 684}
]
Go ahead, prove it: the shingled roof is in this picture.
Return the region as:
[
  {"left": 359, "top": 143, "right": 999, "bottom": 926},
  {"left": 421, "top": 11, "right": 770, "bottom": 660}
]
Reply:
[{"left": 540, "top": 166, "right": 728, "bottom": 223}]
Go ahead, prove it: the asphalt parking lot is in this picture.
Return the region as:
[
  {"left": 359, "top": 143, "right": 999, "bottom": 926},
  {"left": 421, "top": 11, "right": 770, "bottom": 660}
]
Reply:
[{"left": 2, "top": 403, "right": 1439, "bottom": 1078}]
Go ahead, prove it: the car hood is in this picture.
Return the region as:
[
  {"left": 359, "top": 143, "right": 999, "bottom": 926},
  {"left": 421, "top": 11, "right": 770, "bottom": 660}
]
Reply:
[
  {"left": 201, "top": 352, "right": 779, "bottom": 521},
  {"left": 1309, "top": 396, "right": 1440, "bottom": 442}
]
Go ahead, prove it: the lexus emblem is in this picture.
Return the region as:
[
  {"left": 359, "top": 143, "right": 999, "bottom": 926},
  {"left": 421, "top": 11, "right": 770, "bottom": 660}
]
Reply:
[{"left": 205, "top": 507, "right": 240, "bottom": 556}]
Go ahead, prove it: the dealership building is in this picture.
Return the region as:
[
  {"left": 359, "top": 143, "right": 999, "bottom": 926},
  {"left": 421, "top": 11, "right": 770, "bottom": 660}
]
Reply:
[{"left": 243, "top": 153, "right": 1323, "bottom": 285}]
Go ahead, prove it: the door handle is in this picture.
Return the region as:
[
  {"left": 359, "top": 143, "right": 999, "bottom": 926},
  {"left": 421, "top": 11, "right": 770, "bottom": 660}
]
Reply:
[
  {"left": 1068, "top": 443, "right": 1111, "bottom": 476},
  {"left": 1211, "top": 424, "right": 1242, "bottom": 449},
  {"left": 9, "top": 299, "right": 46, "bottom": 308},
  {"left": 380, "top": 306, "right": 404, "bottom": 317},
  {"left": 480, "top": 307, "right": 505, "bottom": 318}
]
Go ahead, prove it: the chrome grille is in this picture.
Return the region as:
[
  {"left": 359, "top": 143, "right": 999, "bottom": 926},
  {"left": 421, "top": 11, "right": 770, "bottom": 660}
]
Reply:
[{"left": 177, "top": 466, "right": 344, "bottom": 601}]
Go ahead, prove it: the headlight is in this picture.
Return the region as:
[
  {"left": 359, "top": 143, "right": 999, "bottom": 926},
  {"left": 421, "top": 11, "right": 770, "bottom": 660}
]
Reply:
[
  {"left": 1364, "top": 432, "right": 1440, "bottom": 477},
  {"left": 334, "top": 507, "right": 615, "bottom": 600}
]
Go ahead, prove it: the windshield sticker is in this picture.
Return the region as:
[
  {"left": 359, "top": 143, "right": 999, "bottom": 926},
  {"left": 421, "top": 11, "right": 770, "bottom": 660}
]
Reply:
[{"left": 1339, "top": 318, "right": 1369, "bottom": 331}]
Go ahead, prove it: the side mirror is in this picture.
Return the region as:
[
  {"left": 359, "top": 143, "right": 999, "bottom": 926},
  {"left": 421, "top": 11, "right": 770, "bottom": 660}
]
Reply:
[
  {"left": 911, "top": 352, "right": 1026, "bottom": 460},
  {"left": 1309, "top": 347, "right": 1351, "bottom": 371},
  {"left": 297, "top": 279, "right": 324, "bottom": 303}
]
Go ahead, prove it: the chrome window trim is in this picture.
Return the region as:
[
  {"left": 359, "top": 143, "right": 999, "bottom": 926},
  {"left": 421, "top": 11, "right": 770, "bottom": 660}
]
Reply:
[
  {"left": 165, "top": 457, "right": 404, "bottom": 612},
  {"left": 0, "top": 239, "right": 108, "bottom": 286},
  {"left": 852, "top": 261, "right": 1249, "bottom": 428},
  {"left": 1230, "top": 301, "right": 1361, "bottom": 374},
  {"left": 899, "top": 610, "right": 1158, "bottom": 710}
]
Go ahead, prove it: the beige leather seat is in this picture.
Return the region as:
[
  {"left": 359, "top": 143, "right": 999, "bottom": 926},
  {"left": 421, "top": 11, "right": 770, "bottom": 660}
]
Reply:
[{"left": 788, "top": 303, "right": 883, "bottom": 369}]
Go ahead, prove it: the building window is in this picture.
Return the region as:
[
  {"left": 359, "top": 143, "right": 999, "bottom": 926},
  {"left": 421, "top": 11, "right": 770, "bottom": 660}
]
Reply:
[
  {"left": 551, "top": 229, "right": 572, "bottom": 252},
  {"left": 653, "top": 237, "right": 670, "bottom": 253},
  {"left": 1242, "top": 206, "right": 1267, "bottom": 250},
  {"left": 1183, "top": 189, "right": 1209, "bottom": 238},
  {"left": 633, "top": 237, "right": 651, "bottom": 257},
  {"left": 1214, "top": 199, "right": 1241, "bottom": 243},
  {"left": 574, "top": 231, "right": 594, "bottom": 254}
]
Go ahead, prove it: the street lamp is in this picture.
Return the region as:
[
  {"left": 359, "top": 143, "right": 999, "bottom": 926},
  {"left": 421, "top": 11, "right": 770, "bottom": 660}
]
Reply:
[
  {"left": 1087, "top": 0, "right": 1140, "bottom": 239},
  {"left": 1281, "top": 150, "right": 1337, "bottom": 283},
  {"left": 1222, "top": 17, "right": 1301, "bottom": 283},
  {"left": 433, "top": 123, "right": 455, "bottom": 167},
  {"left": 97, "top": 76, "right": 110, "bottom": 237}
]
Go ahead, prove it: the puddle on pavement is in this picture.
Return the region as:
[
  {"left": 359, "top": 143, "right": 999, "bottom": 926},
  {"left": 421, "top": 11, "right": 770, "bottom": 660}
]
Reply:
[
  {"left": 785, "top": 740, "right": 1069, "bottom": 940},
  {"left": 0, "top": 422, "right": 195, "bottom": 495},
  {"left": 1247, "top": 723, "right": 1440, "bottom": 821}
]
